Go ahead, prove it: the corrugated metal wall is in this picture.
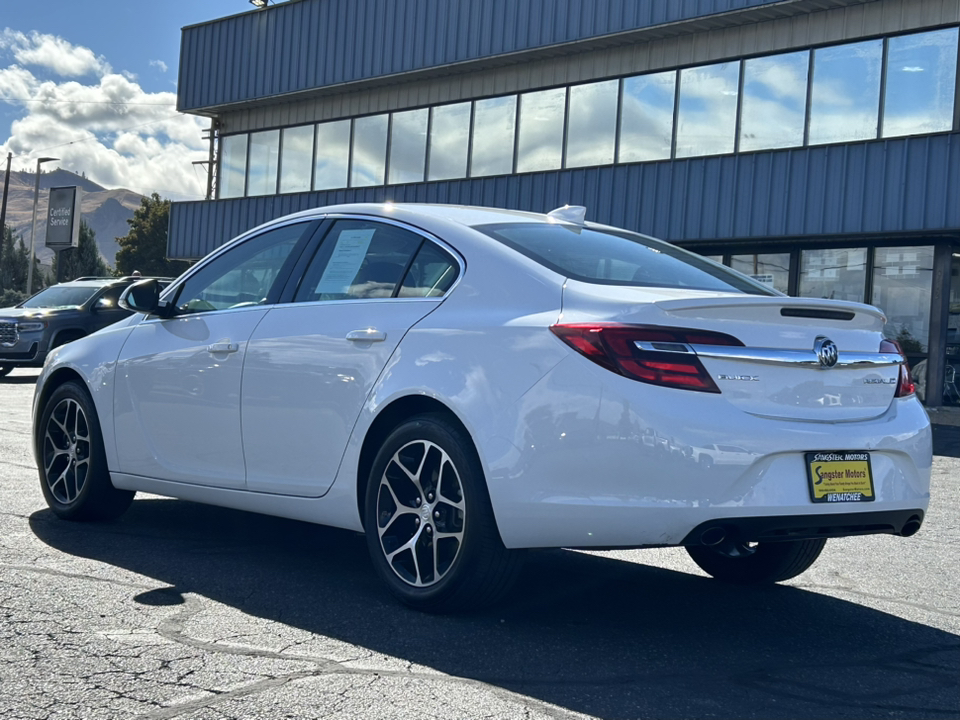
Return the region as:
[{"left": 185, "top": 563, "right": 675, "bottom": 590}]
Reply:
[
  {"left": 168, "top": 133, "right": 960, "bottom": 258},
  {"left": 178, "top": 0, "right": 828, "bottom": 112},
  {"left": 217, "top": 0, "right": 960, "bottom": 134}
]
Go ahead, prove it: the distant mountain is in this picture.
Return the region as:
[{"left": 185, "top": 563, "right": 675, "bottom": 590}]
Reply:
[{"left": 0, "top": 168, "right": 144, "bottom": 267}]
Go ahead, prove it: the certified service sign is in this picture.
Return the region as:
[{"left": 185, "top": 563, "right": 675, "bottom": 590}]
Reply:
[{"left": 45, "top": 186, "right": 83, "bottom": 250}]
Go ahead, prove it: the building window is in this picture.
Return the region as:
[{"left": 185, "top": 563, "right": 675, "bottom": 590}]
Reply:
[
  {"left": 470, "top": 95, "right": 516, "bottom": 177},
  {"left": 808, "top": 39, "right": 883, "bottom": 145},
  {"left": 219, "top": 134, "right": 247, "bottom": 199},
  {"left": 351, "top": 114, "right": 388, "bottom": 188},
  {"left": 883, "top": 28, "right": 959, "bottom": 138},
  {"left": 516, "top": 87, "right": 566, "bottom": 173},
  {"left": 619, "top": 71, "right": 675, "bottom": 163},
  {"left": 872, "top": 246, "right": 934, "bottom": 354},
  {"left": 730, "top": 253, "right": 791, "bottom": 294},
  {"left": 388, "top": 108, "right": 428, "bottom": 184},
  {"left": 428, "top": 102, "right": 470, "bottom": 181},
  {"left": 314, "top": 120, "right": 350, "bottom": 191},
  {"left": 279, "top": 125, "right": 315, "bottom": 194},
  {"left": 798, "top": 248, "right": 867, "bottom": 303},
  {"left": 675, "top": 62, "right": 740, "bottom": 159},
  {"left": 246, "top": 129, "right": 280, "bottom": 197},
  {"left": 566, "top": 79, "right": 618, "bottom": 168},
  {"left": 739, "top": 51, "right": 809, "bottom": 152}
]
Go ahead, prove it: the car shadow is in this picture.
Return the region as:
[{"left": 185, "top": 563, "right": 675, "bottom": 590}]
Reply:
[{"left": 30, "top": 500, "right": 959, "bottom": 719}]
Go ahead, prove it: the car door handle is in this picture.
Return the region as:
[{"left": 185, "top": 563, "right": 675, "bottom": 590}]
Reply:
[
  {"left": 207, "top": 341, "right": 239, "bottom": 354},
  {"left": 346, "top": 329, "right": 386, "bottom": 342}
]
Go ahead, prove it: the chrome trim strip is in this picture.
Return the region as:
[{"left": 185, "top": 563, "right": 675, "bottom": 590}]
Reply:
[{"left": 633, "top": 340, "right": 902, "bottom": 368}]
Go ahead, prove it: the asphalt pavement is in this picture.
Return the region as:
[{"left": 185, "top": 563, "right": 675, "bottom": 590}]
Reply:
[{"left": 1, "top": 368, "right": 957, "bottom": 719}]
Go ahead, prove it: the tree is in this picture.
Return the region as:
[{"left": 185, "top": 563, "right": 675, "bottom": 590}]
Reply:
[
  {"left": 114, "top": 193, "right": 190, "bottom": 278},
  {"left": 52, "top": 220, "right": 109, "bottom": 282},
  {"left": 0, "top": 226, "right": 47, "bottom": 306}
]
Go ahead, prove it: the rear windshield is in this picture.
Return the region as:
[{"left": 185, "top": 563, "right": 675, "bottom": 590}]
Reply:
[
  {"left": 475, "top": 222, "right": 775, "bottom": 295},
  {"left": 20, "top": 285, "right": 101, "bottom": 309}
]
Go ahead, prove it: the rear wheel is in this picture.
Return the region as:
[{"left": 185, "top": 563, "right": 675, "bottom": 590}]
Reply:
[
  {"left": 364, "top": 413, "right": 522, "bottom": 612},
  {"left": 686, "top": 538, "right": 826, "bottom": 584},
  {"left": 37, "top": 381, "right": 134, "bottom": 521}
]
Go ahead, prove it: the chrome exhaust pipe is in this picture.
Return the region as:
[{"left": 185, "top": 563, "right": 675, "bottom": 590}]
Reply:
[{"left": 700, "top": 526, "right": 726, "bottom": 546}]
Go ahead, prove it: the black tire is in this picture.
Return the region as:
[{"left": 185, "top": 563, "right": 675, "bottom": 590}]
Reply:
[
  {"left": 364, "top": 413, "right": 523, "bottom": 612},
  {"left": 37, "top": 381, "right": 134, "bottom": 521},
  {"left": 686, "top": 538, "right": 826, "bottom": 584},
  {"left": 0, "top": 365, "right": 12, "bottom": 378}
]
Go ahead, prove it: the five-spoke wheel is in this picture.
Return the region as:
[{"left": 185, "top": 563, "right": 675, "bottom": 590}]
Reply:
[
  {"left": 365, "top": 413, "right": 522, "bottom": 612},
  {"left": 37, "top": 381, "right": 134, "bottom": 521}
]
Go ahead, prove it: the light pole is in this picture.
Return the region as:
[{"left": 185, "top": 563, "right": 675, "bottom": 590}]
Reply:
[{"left": 26, "top": 156, "right": 58, "bottom": 296}]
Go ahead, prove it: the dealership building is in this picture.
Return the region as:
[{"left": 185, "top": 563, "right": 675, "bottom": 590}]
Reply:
[{"left": 170, "top": 0, "right": 960, "bottom": 406}]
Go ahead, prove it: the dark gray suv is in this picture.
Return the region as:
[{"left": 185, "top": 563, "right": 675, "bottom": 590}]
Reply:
[{"left": 0, "top": 277, "right": 169, "bottom": 377}]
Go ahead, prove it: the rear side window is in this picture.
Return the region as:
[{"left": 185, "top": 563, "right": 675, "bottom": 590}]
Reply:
[
  {"left": 475, "top": 222, "right": 775, "bottom": 295},
  {"left": 399, "top": 242, "right": 459, "bottom": 298}
]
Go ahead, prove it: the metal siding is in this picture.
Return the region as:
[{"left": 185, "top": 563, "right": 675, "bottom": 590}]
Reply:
[{"left": 169, "top": 134, "right": 960, "bottom": 258}]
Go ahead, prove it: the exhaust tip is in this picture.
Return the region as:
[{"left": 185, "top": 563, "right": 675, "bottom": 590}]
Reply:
[
  {"left": 700, "top": 527, "right": 727, "bottom": 546},
  {"left": 900, "top": 516, "right": 922, "bottom": 537}
]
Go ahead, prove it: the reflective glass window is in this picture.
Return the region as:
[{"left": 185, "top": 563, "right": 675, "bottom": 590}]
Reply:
[
  {"left": 619, "top": 71, "right": 676, "bottom": 162},
  {"left": 314, "top": 120, "right": 350, "bottom": 191},
  {"left": 730, "top": 253, "right": 790, "bottom": 294},
  {"left": 351, "top": 114, "right": 388, "bottom": 188},
  {"left": 388, "top": 108, "right": 428, "bottom": 184},
  {"left": 279, "top": 125, "right": 314, "bottom": 194},
  {"left": 219, "top": 134, "right": 247, "bottom": 199},
  {"left": 399, "top": 242, "right": 460, "bottom": 298},
  {"left": 566, "top": 80, "right": 618, "bottom": 168},
  {"left": 295, "top": 220, "right": 423, "bottom": 302},
  {"left": 174, "top": 223, "right": 308, "bottom": 314},
  {"left": 809, "top": 39, "right": 882, "bottom": 145},
  {"left": 428, "top": 102, "right": 470, "bottom": 181},
  {"left": 739, "top": 51, "right": 809, "bottom": 152},
  {"left": 246, "top": 130, "right": 280, "bottom": 197},
  {"left": 470, "top": 95, "right": 516, "bottom": 177},
  {"left": 883, "top": 28, "right": 959, "bottom": 138},
  {"left": 798, "top": 248, "right": 867, "bottom": 303},
  {"left": 675, "top": 62, "right": 740, "bottom": 158},
  {"left": 871, "top": 246, "right": 934, "bottom": 354},
  {"left": 516, "top": 88, "right": 566, "bottom": 173}
]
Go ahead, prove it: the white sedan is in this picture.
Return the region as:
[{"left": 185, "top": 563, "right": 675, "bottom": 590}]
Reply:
[{"left": 32, "top": 203, "right": 931, "bottom": 611}]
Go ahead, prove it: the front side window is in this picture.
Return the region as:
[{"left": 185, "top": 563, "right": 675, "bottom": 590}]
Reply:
[
  {"left": 475, "top": 223, "right": 774, "bottom": 294},
  {"left": 294, "top": 220, "right": 425, "bottom": 302},
  {"left": 173, "top": 223, "right": 308, "bottom": 314}
]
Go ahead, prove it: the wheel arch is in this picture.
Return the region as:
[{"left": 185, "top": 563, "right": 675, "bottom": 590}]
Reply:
[
  {"left": 50, "top": 328, "right": 86, "bottom": 349},
  {"left": 355, "top": 394, "right": 473, "bottom": 529}
]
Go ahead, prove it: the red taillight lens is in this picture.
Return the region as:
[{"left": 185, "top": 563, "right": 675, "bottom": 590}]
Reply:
[
  {"left": 550, "top": 324, "right": 743, "bottom": 393},
  {"left": 879, "top": 339, "right": 915, "bottom": 397}
]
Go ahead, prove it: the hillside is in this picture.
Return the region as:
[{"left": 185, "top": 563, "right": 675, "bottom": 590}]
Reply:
[{"left": 0, "top": 168, "right": 144, "bottom": 266}]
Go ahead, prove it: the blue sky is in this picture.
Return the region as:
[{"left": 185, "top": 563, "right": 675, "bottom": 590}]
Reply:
[{"left": 0, "top": 0, "right": 260, "bottom": 199}]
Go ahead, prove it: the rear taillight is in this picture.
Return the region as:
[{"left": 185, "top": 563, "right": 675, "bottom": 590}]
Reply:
[
  {"left": 550, "top": 324, "right": 743, "bottom": 393},
  {"left": 879, "top": 339, "right": 915, "bottom": 397}
]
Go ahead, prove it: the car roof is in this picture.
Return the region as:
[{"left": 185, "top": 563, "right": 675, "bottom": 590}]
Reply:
[{"left": 261, "top": 203, "right": 552, "bottom": 230}]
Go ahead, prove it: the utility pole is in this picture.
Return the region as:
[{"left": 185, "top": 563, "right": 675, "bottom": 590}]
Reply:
[{"left": 0, "top": 152, "right": 11, "bottom": 235}]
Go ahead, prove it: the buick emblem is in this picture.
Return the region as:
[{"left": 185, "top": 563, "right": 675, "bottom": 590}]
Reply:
[{"left": 814, "top": 336, "right": 839, "bottom": 368}]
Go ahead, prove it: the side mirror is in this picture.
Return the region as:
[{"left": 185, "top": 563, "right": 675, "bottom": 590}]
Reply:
[{"left": 119, "top": 279, "right": 166, "bottom": 316}]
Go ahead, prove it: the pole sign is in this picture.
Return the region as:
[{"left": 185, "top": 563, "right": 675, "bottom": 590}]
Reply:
[{"left": 45, "top": 186, "right": 82, "bottom": 250}]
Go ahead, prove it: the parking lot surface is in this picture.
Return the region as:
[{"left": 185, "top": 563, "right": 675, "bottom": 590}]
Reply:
[{"left": 1, "top": 368, "right": 958, "bottom": 719}]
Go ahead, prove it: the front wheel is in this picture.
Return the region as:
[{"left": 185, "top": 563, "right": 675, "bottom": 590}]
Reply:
[
  {"left": 686, "top": 538, "right": 826, "bottom": 584},
  {"left": 364, "top": 413, "right": 522, "bottom": 612},
  {"left": 37, "top": 381, "right": 134, "bottom": 521}
]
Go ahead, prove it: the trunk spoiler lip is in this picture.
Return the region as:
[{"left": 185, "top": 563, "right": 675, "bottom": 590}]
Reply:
[{"left": 652, "top": 295, "right": 885, "bottom": 322}]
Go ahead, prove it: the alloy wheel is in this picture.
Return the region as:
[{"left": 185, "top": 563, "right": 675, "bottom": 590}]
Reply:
[
  {"left": 376, "top": 440, "right": 466, "bottom": 587},
  {"left": 43, "top": 398, "right": 91, "bottom": 505}
]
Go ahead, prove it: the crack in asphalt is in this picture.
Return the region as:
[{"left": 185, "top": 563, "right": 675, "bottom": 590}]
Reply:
[{"left": 795, "top": 581, "right": 960, "bottom": 619}]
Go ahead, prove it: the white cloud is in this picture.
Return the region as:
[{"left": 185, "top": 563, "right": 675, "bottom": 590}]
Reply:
[
  {"left": 0, "top": 29, "right": 110, "bottom": 77},
  {"left": 901, "top": 66, "right": 925, "bottom": 73},
  {"left": 0, "top": 36, "right": 208, "bottom": 200},
  {"left": 149, "top": 59, "right": 168, "bottom": 73}
]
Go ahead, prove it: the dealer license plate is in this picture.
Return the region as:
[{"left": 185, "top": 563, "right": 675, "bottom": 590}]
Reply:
[{"left": 805, "top": 451, "right": 875, "bottom": 503}]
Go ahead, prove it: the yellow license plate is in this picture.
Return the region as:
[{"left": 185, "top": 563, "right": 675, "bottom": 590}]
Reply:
[{"left": 805, "top": 451, "right": 875, "bottom": 503}]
